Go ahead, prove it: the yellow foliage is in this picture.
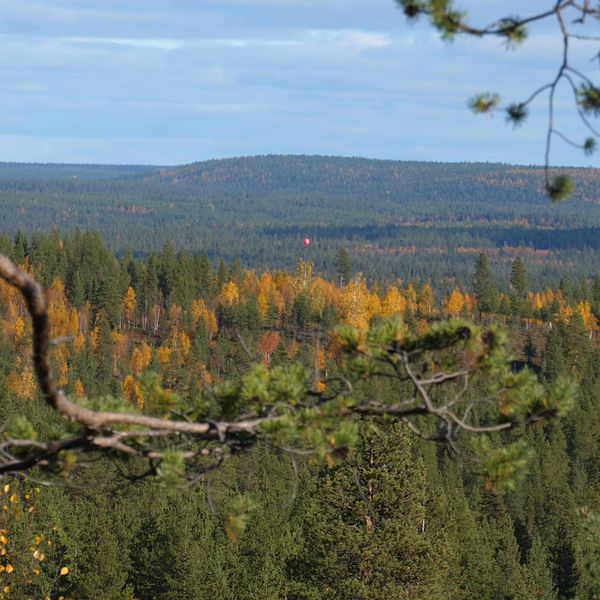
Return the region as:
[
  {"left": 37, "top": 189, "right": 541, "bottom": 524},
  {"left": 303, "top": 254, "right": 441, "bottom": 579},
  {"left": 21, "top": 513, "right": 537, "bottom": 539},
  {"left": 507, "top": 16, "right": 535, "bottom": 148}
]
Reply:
[
  {"left": 256, "top": 272, "right": 275, "bottom": 317},
  {"left": 338, "top": 274, "right": 378, "bottom": 330},
  {"left": 381, "top": 286, "right": 407, "bottom": 318},
  {"left": 131, "top": 342, "right": 152, "bottom": 374},
  {"left": 201, "top": 366, "right": 213, "bottom": 386},
  {"left": 47, "top": 278, "right": 78, "bottom": 338},
  {"left": 7, "top": 367, "right": 36, "bottom": 400},
  {"left": 89, "top": 326, "right": 99, "bottom": 349},
  {"left": 191, "top": 299, "right": 218, "bottom": 336},
  {"left": 294, "top": 261, "right": 313, "bottom": 292},
  {"left": 416, "top": 319, "right": 429, "bottom": 335},
  {"left": 122, "top": 287, "right": 137, "bottom": 322},
  {"left": 73, "top": 333, "right": 86, "bottom": 351},
  {"left": 111, "top": 331, "right": 128, "bottom": 358},
  {"left": 417, "top": 283, "right": 435, "bottom": 317},
  {"left": 54, "top": 348, "right": 69, "bottom": 387},
  {"left": 242, "top": 270, "right": 258, "bottom": 294},
  {"left": 405, "top": 283, "right": 418, "bottom": 314},
  {"left": 13, "top": 317, "right": 25, "bottom": 342},
  {"left": 577, "top": 300, "right": 597, "bottom": 334},
  {"left": 556, "top": 304, "right": 574, "bottom": 325},
  {"left": 179, "top": 331, "right": 191, "bottom": 357},
  {"left": 123, "top": 375, "right": 144, "bottom": 409},
  {"left": 219, "top": 281, "right": 240, "bottom": 306},
  {"left": 445, "top": 288, "right": 465, "bottom": 317},
  {"left": 73, "top": 379, "right": 85, "bottom": 397},
  {"left": 156, "top": 346, "right": 172, "bottom": 365}
]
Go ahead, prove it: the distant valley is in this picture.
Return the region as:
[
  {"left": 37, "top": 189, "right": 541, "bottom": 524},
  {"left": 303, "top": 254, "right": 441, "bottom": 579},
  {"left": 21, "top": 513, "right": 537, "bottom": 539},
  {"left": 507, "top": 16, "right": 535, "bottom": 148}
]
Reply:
[{"left": 1, "top": 155, "right": 599, "bottom": 288}]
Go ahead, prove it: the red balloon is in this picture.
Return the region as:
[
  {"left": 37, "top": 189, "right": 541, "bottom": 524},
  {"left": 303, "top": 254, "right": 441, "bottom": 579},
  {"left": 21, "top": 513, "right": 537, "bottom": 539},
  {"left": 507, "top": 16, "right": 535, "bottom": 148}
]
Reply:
[{"left": 303, "top": 238, "right": 310, "bottom": 246}]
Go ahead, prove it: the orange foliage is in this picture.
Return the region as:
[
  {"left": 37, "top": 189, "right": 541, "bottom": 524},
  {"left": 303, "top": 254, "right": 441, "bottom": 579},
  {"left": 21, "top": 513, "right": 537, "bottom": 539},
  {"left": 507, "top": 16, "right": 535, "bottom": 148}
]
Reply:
[
  {"left": 258, "top": 331, "right": 281, "bottom": 363},
  {"left": 73, "top": 379, "right": 85, "bottom": 397}
]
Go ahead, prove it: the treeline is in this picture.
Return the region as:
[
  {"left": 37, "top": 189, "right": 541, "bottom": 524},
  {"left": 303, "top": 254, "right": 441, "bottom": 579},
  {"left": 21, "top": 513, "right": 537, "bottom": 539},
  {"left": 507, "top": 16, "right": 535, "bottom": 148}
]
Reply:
[
  {"left": 1, "top": 156, "right": 600, "bottom": 285},
  {"left": 0, "top": 232, "right": 600, "bottom": 597}
]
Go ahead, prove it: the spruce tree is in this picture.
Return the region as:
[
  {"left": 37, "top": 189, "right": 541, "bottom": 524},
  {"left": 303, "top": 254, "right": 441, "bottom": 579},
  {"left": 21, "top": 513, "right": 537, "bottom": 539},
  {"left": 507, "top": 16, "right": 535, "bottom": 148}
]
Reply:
[
  {"left": 472, "top": 253, "right": 496, "bottom": 315},
  {"left": 333, "top": 248, "right": 352, "bottom": 286},
  {"left": 288, "top": 422, "right": 446, "bottom": 599}
]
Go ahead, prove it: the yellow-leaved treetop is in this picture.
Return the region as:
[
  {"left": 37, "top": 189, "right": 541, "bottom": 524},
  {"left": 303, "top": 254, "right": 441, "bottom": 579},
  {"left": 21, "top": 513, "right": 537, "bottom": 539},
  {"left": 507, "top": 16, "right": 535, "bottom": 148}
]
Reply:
[
  {"left": 191, "top": 298, "right": 218, "bottom": 337},
  {"left": 131, "top": 342, "right": 152, "bottom": 375},
  {"left": 219, "top": 281, "right": 240, "bottom": 306},
  {"left": 556, "top": 303, "right": 574, "bottom": 325},
  {"left": 122, "top": 287, "right": 137, "bottom": 327},
  {"left": 123, "top": 374, "right": 144, "bottom": 409},
  {"left": 417, "top": 283, "right": 435, "bottom": 317},
  {"left": 381, "top": 286, "right": 407, "bottom": 318},
  {"left": 47, "top": 278, "right": 78, "bottom": 339},
  {"left": 445, "top": 288, "right": 466, "bottom": 318},
  {"left": 577, "top": 300, "right": 598, "bottom": 337},
  {"left": 338, "top": 274, "right": 380, "bottom": 331},
  {"left": 6, "top": 358, "right": 36, "bottom": 400}
]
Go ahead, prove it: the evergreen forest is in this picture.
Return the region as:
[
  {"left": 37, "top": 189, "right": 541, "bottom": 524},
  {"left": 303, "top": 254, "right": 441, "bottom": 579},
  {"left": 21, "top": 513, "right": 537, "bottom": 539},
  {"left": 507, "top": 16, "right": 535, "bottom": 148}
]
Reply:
[
  {"left": 1, "top": 156, "right": 600, "bottom": 288},
  {"left": 0, "top": 214, "right": 600, "bottom": 597}
]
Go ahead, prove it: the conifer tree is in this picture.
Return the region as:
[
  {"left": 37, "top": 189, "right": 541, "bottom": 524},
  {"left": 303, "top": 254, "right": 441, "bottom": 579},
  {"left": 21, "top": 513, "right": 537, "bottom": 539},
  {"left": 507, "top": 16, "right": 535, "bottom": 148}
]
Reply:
[
  {"left": 472, "top": 253, "right": 496, "bottom": 315},
  {"left": 288, "top": 422, "right": 446, "bottom": 599},
  {"left": 333, "top": 247, "right": 352, "bottom": 287}
]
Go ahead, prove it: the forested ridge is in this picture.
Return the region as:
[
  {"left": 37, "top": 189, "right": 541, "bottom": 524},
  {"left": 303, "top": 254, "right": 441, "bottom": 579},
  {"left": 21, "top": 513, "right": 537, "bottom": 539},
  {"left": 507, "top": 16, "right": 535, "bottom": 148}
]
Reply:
[
  {"left": 0, "top": 231, "right": 599, "bottom": 598},
  {"left": 1, "top": 156, "right": 600, "bottom": 287}
]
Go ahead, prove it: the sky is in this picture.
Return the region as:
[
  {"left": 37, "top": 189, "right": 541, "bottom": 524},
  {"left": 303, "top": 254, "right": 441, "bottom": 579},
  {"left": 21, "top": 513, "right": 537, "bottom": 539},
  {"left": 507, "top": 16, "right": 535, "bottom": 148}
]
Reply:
[{"left": 0, "top": 0, "right": 597, "bottom": 166}]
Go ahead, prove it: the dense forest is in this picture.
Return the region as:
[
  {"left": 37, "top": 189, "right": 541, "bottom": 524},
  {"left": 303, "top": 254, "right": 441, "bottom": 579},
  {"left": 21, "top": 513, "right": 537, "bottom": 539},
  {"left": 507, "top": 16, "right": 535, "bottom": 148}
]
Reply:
[
  {"left": 1, "top": 157, "right": 600, "bottom": 287},
  {"left": 0, "top": 230, "right": 600, "bottom": 598}
]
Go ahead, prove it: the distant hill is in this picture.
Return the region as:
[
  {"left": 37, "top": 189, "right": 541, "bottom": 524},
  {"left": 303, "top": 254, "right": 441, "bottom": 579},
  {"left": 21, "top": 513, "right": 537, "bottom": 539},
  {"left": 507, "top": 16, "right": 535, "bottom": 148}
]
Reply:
[
  {"left": 0, "top": 162, "right": 161, "bottom": 180},
  {"left": 152, "top": 155, "right": 600, "bottom": 204},
  {"left": 1, "top": 155, "right": 600, "bottom": 288}
]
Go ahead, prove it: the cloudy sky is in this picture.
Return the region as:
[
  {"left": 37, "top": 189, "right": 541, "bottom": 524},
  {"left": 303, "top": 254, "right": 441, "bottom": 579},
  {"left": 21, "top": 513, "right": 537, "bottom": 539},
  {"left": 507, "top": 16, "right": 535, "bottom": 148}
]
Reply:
[{"left": 0, "top": 0, "right": 597, "bottom": 166}]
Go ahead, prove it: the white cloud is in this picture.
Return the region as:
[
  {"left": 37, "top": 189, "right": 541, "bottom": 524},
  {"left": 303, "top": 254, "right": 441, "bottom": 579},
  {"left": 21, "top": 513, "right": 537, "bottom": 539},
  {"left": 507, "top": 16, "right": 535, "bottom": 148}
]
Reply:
[{"left": 64, "top": 36, "right": 185, "bottom": 51}]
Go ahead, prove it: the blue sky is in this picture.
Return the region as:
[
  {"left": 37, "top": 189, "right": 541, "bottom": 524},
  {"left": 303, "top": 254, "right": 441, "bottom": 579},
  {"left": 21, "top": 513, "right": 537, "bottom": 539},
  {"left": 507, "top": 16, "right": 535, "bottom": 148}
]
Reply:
[{"left": 0, "top": 0, "right": 597, "bottom": 166}]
